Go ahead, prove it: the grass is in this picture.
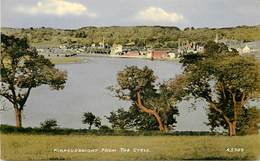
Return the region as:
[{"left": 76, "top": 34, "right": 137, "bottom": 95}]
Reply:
[
  {"left": 1, "top": 134, "right": 259, "bottom": 160},
  {"left": 50, "top": 57, "right": 84, "bottom": 64}
]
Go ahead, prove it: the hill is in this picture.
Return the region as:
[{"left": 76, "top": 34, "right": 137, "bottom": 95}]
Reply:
[{"left": 1, "top": 25, "right": 260, "bottom": 48}]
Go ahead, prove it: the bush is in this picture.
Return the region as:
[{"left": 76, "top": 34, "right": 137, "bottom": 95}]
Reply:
[
  {"left": 40, "top": 119, "right": 59, "bottom": 130},
  {"left": 99, "top": 125, "right": 112, "bottom": 131}
]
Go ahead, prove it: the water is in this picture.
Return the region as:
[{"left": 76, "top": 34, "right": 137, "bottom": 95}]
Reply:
[{"left": 0, "top": 56, "right": 209, "bottom": 131}]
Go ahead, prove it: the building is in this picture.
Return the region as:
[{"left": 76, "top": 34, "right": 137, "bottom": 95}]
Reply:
[
  {"left": 147, "top": 50, "right": 169, "bottom": 59},
  {"left": 197, "top": 45, "right": 205, "bottom": 53},
  {"left": 178, "top": 40, "right": 204, "bottom": 54},
  {"left": 242, "top": 45, "right": 251, "bottom": 54},
  {"left": 110, "top": 44, "right": 123, "bottom": 55},
  {"left": 214, "top": 33, "right": 219, "bottom": 43},
  {"left": 98, "top": 42, "right": 105, "bottom": 48},
  {"left": 168, "top": 52, "right": 177, "bottom": 59}
]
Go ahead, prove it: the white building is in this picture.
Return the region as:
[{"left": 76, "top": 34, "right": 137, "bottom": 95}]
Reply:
[
  {"left": 242, "top": 45, "right": 251, "bottom": 54},
  {"left": 110, "top": 44, "right": 123, "bottom": 55},
  {"left": 168, "top": 52, "right": 176, "bottom": 59}
]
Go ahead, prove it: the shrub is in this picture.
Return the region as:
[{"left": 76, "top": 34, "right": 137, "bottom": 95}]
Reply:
[{"left": 40, "top": 119, "right": 59, "bottom": 130}]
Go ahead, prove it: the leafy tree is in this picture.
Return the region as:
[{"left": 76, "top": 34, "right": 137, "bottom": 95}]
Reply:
[
  {"left": 93, "top": 117, "right": 101, "bottom": 128},
  {"left": 128, "top": 105, "right": 159, "bottom": 130},
  {"left": 106, "top": 107, "right": 158, "bottom": 130},
  {"left": 105, "top": 108, "right": 132, "bottom": 130},
  {"left": 0, "top": 34, "right": 67, "bottom": 128},
  {"left": 110, "top": 66, "right": 181, "bottom": 131},
  {"left": 40, "top": 119, "right": 58, "bottom": 130},
  {"left": 82, "top": 112, "right": 101, "bottom": 130},
  {"left": 180, "top": 41, "right": 260, "bottom": 136}
]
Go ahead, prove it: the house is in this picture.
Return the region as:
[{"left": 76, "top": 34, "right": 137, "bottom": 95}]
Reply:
[
  {"left": 242, "top": 45, "right": 251, "bottom": 54},
  {"left": 168, "top": 52, "right": 176, "bottom": 59},
  {"left": 177, "top": 40, "right": 204, "bottom": 54},
  {"left": 59, "top": 45, "right": 67, "bottom": 49},
  {"left": 139, "top": 50, "right": 148, "bottom": 56},
  {"left": 99, "top": 42, "right": 105, "bottom": 48},
  {"left": 197, "top": 45, "right": 205, "bottom": 53},
  {"left": 147, "top": 50, "right": 169, "bottom": 59},
  {"left": 110, "top": 44, "right": 123, "bottom": 55},
  {"left": 91, "top": 43, "right": 96, "bottom": 47}
]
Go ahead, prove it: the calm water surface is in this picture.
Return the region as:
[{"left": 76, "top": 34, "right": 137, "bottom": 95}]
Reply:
[{"left": 0, "top": 57, "right": 209, "bottom": 131}]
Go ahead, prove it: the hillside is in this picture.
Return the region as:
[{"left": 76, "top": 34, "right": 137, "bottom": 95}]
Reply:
[{"left": 1, "top": 25, "right": 260, "bottom": 48}]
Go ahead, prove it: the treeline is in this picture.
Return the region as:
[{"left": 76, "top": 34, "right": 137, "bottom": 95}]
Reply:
[
  {"left": 0, "top": 124, "right": 222, "bottom": 136},
  {"left": 1, "top": 25, "right": 260, "bottom": 48}
]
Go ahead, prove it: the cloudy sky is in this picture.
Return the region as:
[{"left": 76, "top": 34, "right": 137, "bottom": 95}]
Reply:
[{"left": 1, "top": 0, "right": 260, "bottom": 29}]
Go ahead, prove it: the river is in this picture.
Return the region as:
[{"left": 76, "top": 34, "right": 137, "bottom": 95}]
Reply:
[{"left": 0, "top": 56, "right": 209, "bottom": 131}]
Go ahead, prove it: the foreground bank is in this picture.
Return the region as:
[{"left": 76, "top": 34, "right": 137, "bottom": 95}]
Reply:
[{"left": 1, "top": 134, "right": 259, "bottom": 160}]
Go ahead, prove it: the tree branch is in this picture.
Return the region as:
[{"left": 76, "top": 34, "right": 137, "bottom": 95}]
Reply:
[
  {"left": 135, "top": 91, "right": 166, "bottom": 131},
  {"left": 205, "top": 95, "right": 231, "bottom": 123},
  {"left": 240, "top": 92, "right": 249, "bottom": 107},
  {"left": 0, "top": 93, "right": 14, "bottom": 104},
  {"left": 219, "top": 81, "right": 226, "bottom": 99},
  {"left": 231, "top": 92, "right": 237, "bottom": 107},
  {"left": 19, "top": 87, "right": 32, "bottom": 109},
  {"left": 135, "top": 91, "right": 154, "bottom": 114}
]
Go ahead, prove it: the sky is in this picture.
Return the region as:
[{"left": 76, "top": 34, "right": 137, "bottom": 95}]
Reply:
[{"left": 1, "top": 0, "right": 260, "bottom": 29}]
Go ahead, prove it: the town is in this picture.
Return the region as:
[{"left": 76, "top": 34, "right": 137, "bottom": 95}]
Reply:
[{"left": 36, "top": 34, "right": 260, "bottom": 60}]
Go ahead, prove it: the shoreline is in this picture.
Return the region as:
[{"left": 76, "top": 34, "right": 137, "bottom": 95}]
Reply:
[
  {"left": 49, "top": 53, "right": 180, "bottom": 65},
  {"left": 77, "top": 53, "right": 180, "bottom": 62}
]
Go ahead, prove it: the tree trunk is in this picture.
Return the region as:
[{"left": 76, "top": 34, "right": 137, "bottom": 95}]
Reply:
[
  {"left": 228, "top": 121, "right": 236, "bottom": 136},
  {"left": 135, "top": 91, "right": 168, "bottom": 132},
  {"left": 15, "top": 108, "right": 22, "bottom": 128},
  {"left": 163, "top": 124, "right": 169, "bottom": 132},
  {"left": 231, "top": 121, "right": 236, "bottom": 136},
  {"left": 136, "top": 101, "right": 165, "bottom": 131},
  {"left": 209, "top": 102, "right": 238, "bottom": 136},
  {"left": 152, "top": 111, "right": 166, "bottom": 131}
]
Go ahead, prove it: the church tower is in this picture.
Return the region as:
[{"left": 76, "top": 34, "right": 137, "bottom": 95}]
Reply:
[{"left": 214, "top": 33, "right": 219, "bottom": 43}]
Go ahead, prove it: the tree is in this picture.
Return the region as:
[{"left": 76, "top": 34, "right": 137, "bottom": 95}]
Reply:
[
  {"left": 207, "top": 106, "right": 260, "bottom": 135},
  {"left": 82, "top": 112, "right": 101, "bottom": 130},
  {"left": 105, "top": 108, "right": 132, "bottom": 130},
  {"left": 0, "top": 34, "right": 67, "bottom": 128},
  {"left": 93, "top": 117, "right": 101, "bottom": 128},
  {"left": 237, "top": 107, "right": 260, "bottom": 135},
  {"left": 106, "top": 105, "right": 179, "bottom": 131},
  {"left": 127, "top": 105, "right": 159, "bottom": 130},
  {"left": 110, "top": 66, "right": 181, "bottom": 131},
  {"left": 40, "top": 119, "right": 58, "bottom": 130},
  {"left": 180, "top": 41, "right": 260, "bottom": 136}
]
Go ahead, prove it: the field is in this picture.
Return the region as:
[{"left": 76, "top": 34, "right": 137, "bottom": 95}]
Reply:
[
  {"left": 49, "top": 57, "right": 84, "bottom": 64},
  {"left": 1, "top": 134, "right": 259, "bottom": 160}
]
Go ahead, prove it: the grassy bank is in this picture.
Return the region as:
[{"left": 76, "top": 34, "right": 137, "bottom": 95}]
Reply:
[
  {"left": 50, "top": 57, "right": 84, "bottom": 64},
  {"left": 1, "top": 134, "right": 259, "bottom": 160}
]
